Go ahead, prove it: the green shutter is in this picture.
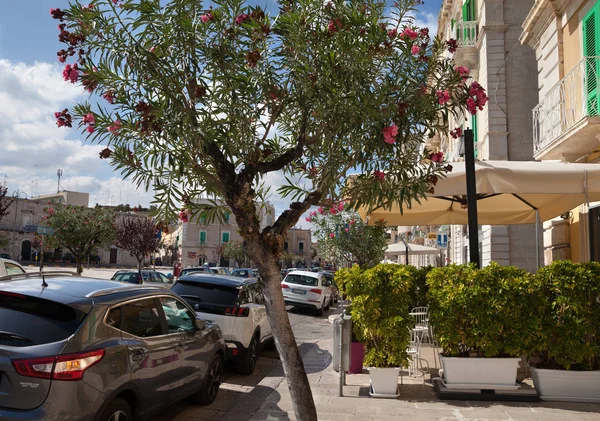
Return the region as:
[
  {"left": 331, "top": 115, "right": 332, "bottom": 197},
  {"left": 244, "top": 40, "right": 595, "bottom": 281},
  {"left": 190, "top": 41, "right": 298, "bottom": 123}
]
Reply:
[
  {"left": 471, "top": 115, "right": 478, "bottom": 158},
  {"left": 222, "top": 232, "right": 230, "bottom": 243},
  {"left": 583, "top": 4, "right": 600, "bottom": 116},
  {"left": 200, "top": 231, "right": 206, "bottom": 245},
  {"left": 224, "top": 212, "right": 230, "bottom": 224}
]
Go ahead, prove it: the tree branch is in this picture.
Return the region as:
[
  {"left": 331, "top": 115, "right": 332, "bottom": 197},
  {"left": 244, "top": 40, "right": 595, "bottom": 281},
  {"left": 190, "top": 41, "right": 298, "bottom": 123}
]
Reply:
[{"left": 271, "top": 189, "right": 323, "bottom": 235}]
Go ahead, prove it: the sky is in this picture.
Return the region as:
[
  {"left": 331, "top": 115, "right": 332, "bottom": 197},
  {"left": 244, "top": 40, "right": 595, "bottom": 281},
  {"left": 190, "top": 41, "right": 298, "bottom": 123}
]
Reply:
[{"left": 0, "top": 0, "right": 442, "bottom": 223}]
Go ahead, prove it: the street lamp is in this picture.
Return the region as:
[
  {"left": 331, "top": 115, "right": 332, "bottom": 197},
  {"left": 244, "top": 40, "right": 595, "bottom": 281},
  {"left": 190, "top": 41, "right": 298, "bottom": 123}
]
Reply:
[{"left": 458, "top": 128, "right": 480, "bottom": 268}]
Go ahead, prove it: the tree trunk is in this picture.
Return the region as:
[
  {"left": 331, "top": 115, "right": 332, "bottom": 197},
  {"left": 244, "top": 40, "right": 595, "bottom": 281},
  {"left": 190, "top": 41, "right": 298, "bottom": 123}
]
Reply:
[
  {"left": 248, "top": 241, "right": 318, "bottom": 421},
  {"left": 75, "top": 257, "right": 84, "bottom": 275}
]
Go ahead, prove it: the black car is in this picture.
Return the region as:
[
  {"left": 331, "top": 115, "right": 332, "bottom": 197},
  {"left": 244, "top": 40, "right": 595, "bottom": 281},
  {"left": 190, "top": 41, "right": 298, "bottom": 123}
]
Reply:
[{"left": 0, "top": 271, "right": 225, "bottom": 421}]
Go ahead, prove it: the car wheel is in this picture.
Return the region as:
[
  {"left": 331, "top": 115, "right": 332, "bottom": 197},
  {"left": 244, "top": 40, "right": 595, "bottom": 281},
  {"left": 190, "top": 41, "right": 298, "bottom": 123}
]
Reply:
[
  {"left": 196, "top": 354, "right": 223, "bottom": 405},
  {"left": 237, "top": 335, "right": 258, "bottom": 375},
  {"left": 99, "top": 398, "right": 132, "bottom": 421}
]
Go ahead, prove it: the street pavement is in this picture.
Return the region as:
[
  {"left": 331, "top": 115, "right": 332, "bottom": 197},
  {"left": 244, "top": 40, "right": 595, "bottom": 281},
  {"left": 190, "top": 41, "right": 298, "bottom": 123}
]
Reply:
[{"left": 25, "top": 266, "right": 600, "bottom": 420}]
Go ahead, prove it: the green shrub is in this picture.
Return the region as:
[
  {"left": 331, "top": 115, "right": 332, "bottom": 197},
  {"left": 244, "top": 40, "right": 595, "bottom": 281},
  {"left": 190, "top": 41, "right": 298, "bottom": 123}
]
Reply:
[
  {"left": 336, "top": 264, "right": 413, "bottom": 368},
  {"left": 531, "top": 261, "right": 600, "bottom": 370},
  {"left": 427, "top": 262, "right": 544, "bottom": 358}
]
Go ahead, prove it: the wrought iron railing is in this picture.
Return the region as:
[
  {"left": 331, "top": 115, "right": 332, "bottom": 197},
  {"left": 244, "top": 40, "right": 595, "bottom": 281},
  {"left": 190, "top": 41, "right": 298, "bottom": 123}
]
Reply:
[
  {"left": 532, "top": 57, "right": 600, "bottom": 155},
  {"left": 456, "top": 21, "right": 478, "bottom": 48}
]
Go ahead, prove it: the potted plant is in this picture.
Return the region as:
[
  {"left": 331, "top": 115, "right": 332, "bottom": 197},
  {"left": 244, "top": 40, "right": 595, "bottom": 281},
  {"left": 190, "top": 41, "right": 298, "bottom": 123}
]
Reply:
[
  {"left": 337, "top": 264, "right": 413, "bottom": 398},
  {"left": 528, "top": 261, "right": 600, "bottom": 402},
  {"left": 427, "top": 263, "right": 543, "bottom": 389}
]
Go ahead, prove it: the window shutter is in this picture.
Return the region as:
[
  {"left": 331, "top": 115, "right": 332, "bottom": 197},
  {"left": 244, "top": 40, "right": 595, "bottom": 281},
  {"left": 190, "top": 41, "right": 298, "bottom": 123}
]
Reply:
[
  {"left": 200, "top": 231, "right": 206, "bottom": 245},
  {"left": 471, "top": 115, "right": 478, "bottom": 158},
  {"left": 222, "top": 232, "right": 230, "bottom": 243},
  {"left": 584, "top": 4, "right": 600, "bottom": 116}
]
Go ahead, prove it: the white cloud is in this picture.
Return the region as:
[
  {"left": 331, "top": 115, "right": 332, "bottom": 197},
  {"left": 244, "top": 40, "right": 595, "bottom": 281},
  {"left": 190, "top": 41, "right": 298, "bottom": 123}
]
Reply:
[
  {"left": 0, "top": 59, "right": 155, "bottom": 207},
  {"left": 413, "top": 12, "right": 438, "bottom": 39}
]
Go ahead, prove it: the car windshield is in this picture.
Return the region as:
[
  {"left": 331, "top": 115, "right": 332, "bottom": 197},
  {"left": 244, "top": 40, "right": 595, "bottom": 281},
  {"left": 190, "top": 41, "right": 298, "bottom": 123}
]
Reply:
[
  {"left": 172, "top": 281, "right": 240, "bottom": 306},
  {"left": 232, "top": 270, "right": 249, "bottom": 277},
  {"left": 114, "top": 272, "right": 143, "bottom": 284},
  {"left": 285, "top": 274, "right": 318, "bottom": 287},
  {"left": 0, "top": 292, "right": 86, "bottom": 346}
]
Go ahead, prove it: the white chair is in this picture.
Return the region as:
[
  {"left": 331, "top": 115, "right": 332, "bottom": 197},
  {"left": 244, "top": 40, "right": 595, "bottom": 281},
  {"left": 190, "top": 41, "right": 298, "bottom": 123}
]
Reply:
[{"left": 410, "top": 306, "right": 430, "bottom": 342}]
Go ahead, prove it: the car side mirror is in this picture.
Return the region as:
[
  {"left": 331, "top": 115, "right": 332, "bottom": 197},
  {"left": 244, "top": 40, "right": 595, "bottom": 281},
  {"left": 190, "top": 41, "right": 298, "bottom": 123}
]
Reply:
[{"left": 195, "top": 318, "right": 207, "bottom": 331}]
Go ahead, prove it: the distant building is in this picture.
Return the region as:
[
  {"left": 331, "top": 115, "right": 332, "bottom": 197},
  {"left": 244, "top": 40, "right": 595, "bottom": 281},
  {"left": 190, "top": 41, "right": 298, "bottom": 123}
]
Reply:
[{"left": 33, "top": 190, "right": 90, "bottom": 207}]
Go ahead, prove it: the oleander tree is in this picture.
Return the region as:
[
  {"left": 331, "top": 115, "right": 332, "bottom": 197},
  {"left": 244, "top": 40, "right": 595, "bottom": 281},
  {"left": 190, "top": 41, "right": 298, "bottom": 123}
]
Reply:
[
  {"left": 308, "top": 204, "right": 388, "bottom": 269},
  {"left": 222, "top": 240, "right": 248, "bottom": 267},
  {"left": 50, "top": 0, "right": 487, "bottom": 418},
  {"left": 116, "top": 217, "right": 162, "bottom": 272},
  {"left": 43, "top": 204, "right": 115, "bottom": 274}
]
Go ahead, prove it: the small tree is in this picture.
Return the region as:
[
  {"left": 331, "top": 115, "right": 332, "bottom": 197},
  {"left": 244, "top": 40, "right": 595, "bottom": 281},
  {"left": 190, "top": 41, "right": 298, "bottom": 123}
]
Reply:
[
  {"left": 309, "top": 204, "right": 388, "bottom": 268},
  {"left": 281, "top": 251, "right": 297, "bottom": 268},
  {"left": 116, "top": 217, "right": 162, "bottom": 272},
  {"left": 0, "top": 184, "right": 12, "bottom": 225},
  {"left": 43, "top": 204, "right": 115, "bottom": 274},
  {"left": 222, "top": 241, "right": 248, "bottom": 267},
  {"left": 51, "top": 0, "right": 486, "bottom": 417}
]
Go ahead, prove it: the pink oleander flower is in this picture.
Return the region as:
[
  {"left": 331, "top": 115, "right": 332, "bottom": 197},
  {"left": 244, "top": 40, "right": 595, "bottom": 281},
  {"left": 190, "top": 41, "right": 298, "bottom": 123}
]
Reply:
[
  {"left": 466, "top": 98, "right": 477, "bottom": 115},
  {"left": 310, "top": 211, "right": 317, "bottom": 217},
  {"left": 373, "top": 170, "right": 385, "bottom": 181},
  {"left": 329, "top": 207, "right": 337, "bottom": 215},
  {"left": 436, "top": 89, "right": 450, "bottom": 105},
  {"left": 337, "top": 202, "right": 344, "bottom": 211},
  {"left": 318, "top": 207, "right": 325, "bottom": 214},
  {"left": 235, "top": 13, "right": 248, "bottom": 25},
  {"left": 400, "top": 28, "right": 418, "bottom": 40},
  {"left": 328, "top": 19, "right": 342, "bottom": 33},
  {"left": 200, "top": 12, "right": 213, "bottom": 23},
  {"left": 383, "top": 125, "right": 398, "bottom": 144},
  {"left": 430, "top": 151, "right": 444, "bottom": 163},
  {"left": 86, "top": 125, "right": 94, "bottom": 134},
  {"left": 102, "top": 91, "right": 115, "bottom": 104},
  {"left": 62, "top": 63, "right": 79, "bottom": 83},
  {"left": 456, "top": 66, "right": 470, "bottom": 77},
  {"left": 305, "top": 217, "right": 312, "bottom": 223},
  {"left": 179, "top": 210, "right": 189, "bottom": 223},
  {"left": 107, "top": 120, "right": 122, "bottom": 134},
  {"left": 420, "top": 28, "right": 429, "bottom": 38},
  {"left": 411, "top": 45, "right": 420, "bottom": 55},
  {"left": 329, "top": 233, "right": 335, "bottom": 238},
  {"left": 387, "top": 29, "right": 397, "bottom": 39},
  {"left": 345, "top": 228, "right": 349, "bottom": 232},
  {"left": 447, "top": 38, "right": 458, "bottom": 54},
  {"left": 349, "top": 219, "right": 356, "bottom": 225},
  {"left": 82, "top": 113, "right": 95, "bottom": 125},
  {"left": 450, "top": 127, "right": 463, "bottom": 139},
  {"left": 445, "top": 164, "right": 453, "bottom": 172}
]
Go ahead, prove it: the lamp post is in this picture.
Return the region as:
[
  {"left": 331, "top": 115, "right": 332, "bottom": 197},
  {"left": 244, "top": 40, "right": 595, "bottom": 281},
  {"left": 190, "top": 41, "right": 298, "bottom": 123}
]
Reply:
[{"left": 461, "top": 128, "right": 480, "bottom": 268}]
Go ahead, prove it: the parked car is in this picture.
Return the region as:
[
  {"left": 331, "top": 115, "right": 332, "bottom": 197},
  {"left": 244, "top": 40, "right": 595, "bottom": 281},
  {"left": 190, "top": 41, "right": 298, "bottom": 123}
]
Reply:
[
  {"left": 209, "top": 267, "right": 231, "bottom": 275},
  {"left": 281, "top": 270, "right": 333, "bottom": 316},
  {"left": 179, "top": 266, "right": 213, "bottom": 278},
  {"left": 231, "top": 268, "right": 254, "bottom": 278},
  {"left": 0, "top": 272, "right": 225, "bottom": 421},
  {"left": 0, "top": 258, "right": 25, "bottom": 278},
  {"left": 0, "top": 253, "right": 10, "bottom": 259},
  {"left": 172, "top": 273, "right": 273, "bottom": 375},
  {"left": 110, "top": 269, "right": 173, "bottom": 285},
  {"left": 321, "top": 271, "right": 339, "bottom": 303}
]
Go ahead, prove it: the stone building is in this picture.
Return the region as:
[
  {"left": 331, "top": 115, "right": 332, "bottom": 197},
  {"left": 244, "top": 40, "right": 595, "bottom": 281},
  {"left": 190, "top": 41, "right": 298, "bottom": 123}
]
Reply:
[{"left": 428, "top": 0, "right": 541, "bottom": 271}]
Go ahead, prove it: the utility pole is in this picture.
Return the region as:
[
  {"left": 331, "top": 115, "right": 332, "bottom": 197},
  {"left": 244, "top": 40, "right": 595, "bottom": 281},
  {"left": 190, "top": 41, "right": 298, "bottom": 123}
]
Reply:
[
  {"left": 463, "top": 128, "right": 480, "bottom": 268},
  {"left": 56, "top": 169, "right": 63, "bottom": 193}
]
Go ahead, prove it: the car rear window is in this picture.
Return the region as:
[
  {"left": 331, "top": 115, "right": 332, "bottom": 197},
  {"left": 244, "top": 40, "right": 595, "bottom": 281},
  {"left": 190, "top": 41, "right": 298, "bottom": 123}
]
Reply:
[
  {"left": 172, "top": 280, "right": 240, "bottom": 306},
  {"left": 180, "top": 268, "right": 207, "bottom": 276},
  {"left": 0, "top": 292, "right": 86, "bottom": 346},
  {"left": 114, "top": 272, "right": 142, "bottom": 284},
  {"left": 285, "top": 274, "right": 318, "bottom": 287}
]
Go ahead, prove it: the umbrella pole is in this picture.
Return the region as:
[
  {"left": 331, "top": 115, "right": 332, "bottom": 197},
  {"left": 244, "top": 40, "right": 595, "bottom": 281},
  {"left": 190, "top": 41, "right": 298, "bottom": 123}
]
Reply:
[
  {"left": 464, "top": 129, "right": 480, "bottom": 268},
  {"left": 535, "top": 210, "right": 540, "bottom": 270}
]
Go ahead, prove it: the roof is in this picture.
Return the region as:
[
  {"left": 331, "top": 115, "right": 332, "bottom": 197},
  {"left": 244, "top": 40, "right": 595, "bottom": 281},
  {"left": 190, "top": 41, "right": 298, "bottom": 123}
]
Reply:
[{"left": 177, "top": 272, "right": 256, "bottom": 288}]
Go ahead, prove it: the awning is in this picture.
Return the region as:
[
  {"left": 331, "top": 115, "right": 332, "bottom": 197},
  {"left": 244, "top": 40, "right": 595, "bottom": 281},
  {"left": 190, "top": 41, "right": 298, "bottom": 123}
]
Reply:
[
  {"left": 385, "top": 242, "right": 440, "bottom": 256},
  {"left": 359, "top": 160, "right": 600, "bottom": 226}
]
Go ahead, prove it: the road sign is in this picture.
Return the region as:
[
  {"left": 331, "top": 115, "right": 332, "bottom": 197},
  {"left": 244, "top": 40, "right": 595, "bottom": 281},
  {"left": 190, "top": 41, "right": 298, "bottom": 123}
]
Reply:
[
  {"left": 23, "top": 225, "right": 38, "bottom": 233},
  {"left": 427, "top": 232, "right": 437, "bottom": 240},
  {"left": 36, "top": 226, "right": 54, "bottom": 235},
  {"left": 437, "top": 232, "right": 448, "bottom": 249}
]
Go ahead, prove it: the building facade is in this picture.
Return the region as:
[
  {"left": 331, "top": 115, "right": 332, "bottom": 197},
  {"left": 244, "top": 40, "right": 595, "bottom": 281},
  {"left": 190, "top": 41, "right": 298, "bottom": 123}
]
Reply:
[
  {"left": 430, "top": 0, "right": 541, "bottom": 271},
  {"left": 521, "top": 0, "right": 600, "bottom": 264}
]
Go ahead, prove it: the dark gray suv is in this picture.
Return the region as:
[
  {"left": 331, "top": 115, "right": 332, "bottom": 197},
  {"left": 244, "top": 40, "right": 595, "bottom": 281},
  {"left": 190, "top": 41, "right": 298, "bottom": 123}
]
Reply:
[{"left": 0, "top": 272, "right": 225, "bottom": 421}]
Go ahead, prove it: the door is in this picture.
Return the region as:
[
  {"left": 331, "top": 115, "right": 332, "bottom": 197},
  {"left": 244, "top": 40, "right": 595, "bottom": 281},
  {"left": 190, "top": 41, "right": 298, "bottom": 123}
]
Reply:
[
  {"left": 110, "top": 248, "right": 118, "bottom": 264},
  {"left": 116, "top": 298, "right": 176, "bottom": 417},
  {"left": 248, "top": 283, "right": 271, "bottom": 343},
  {"left": 159, "top": 296, "right": 211, "bottom": 401},
  {"left": 20, "top": 240, "right": 31, "bottom": 261}
]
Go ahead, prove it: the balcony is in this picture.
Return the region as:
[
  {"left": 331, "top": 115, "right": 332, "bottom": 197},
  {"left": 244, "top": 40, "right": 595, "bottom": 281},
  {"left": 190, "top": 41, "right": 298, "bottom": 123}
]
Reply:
[
  {"left": 454, "top": 21, "right": 479, "bottom": 69},
  {"left": 533, "top": 57, "right": 600, "bottom": 161}
]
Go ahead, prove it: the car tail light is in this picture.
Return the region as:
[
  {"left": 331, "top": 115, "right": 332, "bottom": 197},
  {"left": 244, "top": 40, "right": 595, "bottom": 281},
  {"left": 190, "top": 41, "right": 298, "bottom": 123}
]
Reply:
[
  {"left": 310, "top": 288, "right": 322, "bottom": 295},
  {"left": 281, "top": 284, "right": 289, "bottom": 289},
  {"left": 12, "top": 349, "right": 105, "bottom": 381},
  {"left": 224, "top": 307, "right": 250, "bottom": 317}
]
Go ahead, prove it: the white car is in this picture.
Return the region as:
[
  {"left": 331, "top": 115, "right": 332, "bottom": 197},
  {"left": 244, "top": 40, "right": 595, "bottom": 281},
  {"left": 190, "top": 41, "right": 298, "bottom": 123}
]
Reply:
[
  {"left": 0, "top": 258, "right": 26, "bottom": 278},
  {"left": 281, "top": 270, "right": 333, "bottom": 316},
  {"left": 171, "top": 273, "right": 272, "bottom": 375}
]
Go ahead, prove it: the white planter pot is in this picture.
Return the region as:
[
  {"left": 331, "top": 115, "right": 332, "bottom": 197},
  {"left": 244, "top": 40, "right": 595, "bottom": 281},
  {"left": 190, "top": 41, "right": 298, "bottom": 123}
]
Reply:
[
  {"left": 368, "top": 367, "right": 400, "bottom": 398},
  {"left": 440, "top": 355, "right": 520, "bottom": 390},
  {"left": 531, "top": 367, "right": 600, "bottom": 402}
]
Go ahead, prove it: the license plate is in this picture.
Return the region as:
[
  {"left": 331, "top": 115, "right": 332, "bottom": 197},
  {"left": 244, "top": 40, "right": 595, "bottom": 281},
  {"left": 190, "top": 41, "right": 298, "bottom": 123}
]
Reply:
[{"left": 291, "top": 288, "right": 306, "bottom": 295}]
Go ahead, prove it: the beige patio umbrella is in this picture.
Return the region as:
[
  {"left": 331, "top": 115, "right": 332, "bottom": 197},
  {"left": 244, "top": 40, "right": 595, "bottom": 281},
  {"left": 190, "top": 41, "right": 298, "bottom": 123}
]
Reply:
[{"left": 359, "top": 160, "right": 600, "bottom": 226}]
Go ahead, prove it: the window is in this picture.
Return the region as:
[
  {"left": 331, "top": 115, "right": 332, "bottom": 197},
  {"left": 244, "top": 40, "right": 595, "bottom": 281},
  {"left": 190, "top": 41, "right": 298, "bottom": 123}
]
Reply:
[
  {"left": 285, "top": 274, "right": 318, "bottom": 287},
  {"left": 5, "top": 263, "right": 25, "bottom": 275},
  {"left": 159, "top": 297, "right": 195, "bottom": 333},
  {"left": 462, "top": 0, "right": 476, "bottom": 21},
  {"left": 284, "top": 241, "right": 289, "bottom": 251},
  {"left": 299, "top": 241, "right": 304, "bottom": 253},
  {"left": 0, "top": 293, "right": 85, "bottom": 346},
  {"left": 106, "top": 307, "right": 121, "bottom": 329},
  {"left": 171, "top": 280, "right": 240, "bottom": 307},
  {"left": 222, "top": 232, "right": 230, "bottom": 243},
  {"left": 199, "top": 230, "right": 207, "bottom": 245},
  {"left": 224, "top": 212, "right": 230, "bottom": 224},
  {"left": 583, "top": 3, "right": 600, "bottom": 115},
  {"left": 121, "top": 298, "right": 164, "bottom": 338}
]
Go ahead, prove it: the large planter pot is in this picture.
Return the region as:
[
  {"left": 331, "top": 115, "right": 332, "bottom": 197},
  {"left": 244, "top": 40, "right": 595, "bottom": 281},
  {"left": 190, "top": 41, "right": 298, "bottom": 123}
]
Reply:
[
  {"left": 440, "top": 355, "right": 520, "bottom": 390},
  {"left": 349, "top": 342, "right": 365, "bottom": 374},
  {"left": 368, "top": 367, "right": 400, "bottom": 398},
  {"left": 531, "top": 367, "right": 600, "bottom": 402}
]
